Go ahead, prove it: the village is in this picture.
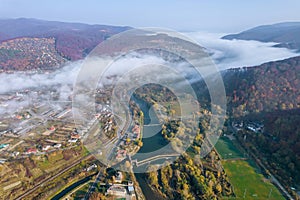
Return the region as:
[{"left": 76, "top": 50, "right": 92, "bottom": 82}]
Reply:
[{"left": 0, "top": 85, "right": 142, "bottom": 199}]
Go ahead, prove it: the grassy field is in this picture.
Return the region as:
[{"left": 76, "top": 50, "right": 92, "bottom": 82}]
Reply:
[
  {"left": 222, "top": 160, "right": 284, "bottom": 200},
  {"left": 215, "top": 136, "right": 244, "bottom": 159},
  {"left": 215, "top": 136, "right": 284, "bottom": 199}
]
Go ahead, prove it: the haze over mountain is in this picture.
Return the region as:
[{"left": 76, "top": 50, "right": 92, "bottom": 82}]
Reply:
[
  {"left": 0, "top": 18, "right": 130, "bottom": 70},
  {"left": 222, "top": 22, "right": 300, "bottom": 52},
  {"left": 0, "top": 18, "right": 299, "bottom": 71},
  {"left": 0, "top": 17, "right": 299, "bottom": 199}
]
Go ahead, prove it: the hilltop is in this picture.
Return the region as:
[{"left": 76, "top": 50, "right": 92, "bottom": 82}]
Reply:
[
  {"left": 222, "top": 22, "right": 300, "bottom": 52},
  {"left": 0, "top": 18, "right": 130, "bottom": 70}
]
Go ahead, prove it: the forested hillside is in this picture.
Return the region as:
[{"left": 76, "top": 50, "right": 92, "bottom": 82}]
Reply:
[{"left": 223, "top": 56, "right": 300, "bottom": 117}]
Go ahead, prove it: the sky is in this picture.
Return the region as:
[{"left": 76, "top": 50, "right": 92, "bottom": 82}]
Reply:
[{"left": 1, "top": 0, "right": 300, "bottom": 32}]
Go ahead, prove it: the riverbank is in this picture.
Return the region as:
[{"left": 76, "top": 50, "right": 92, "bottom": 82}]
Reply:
[
  {"left": 50, "top": 173, "right": 95, "bottom": 200},
  {"left": 130, "top": 96, "right": 166, "bottom": 200},
  {"left": 135, "top": 173, "right": 165, "bottom": 200}
]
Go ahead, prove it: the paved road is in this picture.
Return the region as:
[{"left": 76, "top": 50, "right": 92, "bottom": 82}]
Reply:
[
  {"left": 106, "top": 100, "right": 132, "bottom": 162},
  {"left": 249, "top": 151, "right": 293, "bottom": 200},
  {"left": 230, "top": 125, "right": 293, "bottom": 200},
  {"left": 84, "top": 168, "right": 106, "bottom": 200}
]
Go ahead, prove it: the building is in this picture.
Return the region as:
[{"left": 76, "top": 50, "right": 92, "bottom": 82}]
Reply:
[
  {"left": 106, "top": 186, "right": 127, "bottom": 197},
  {"left": 128, "top": 181, "right": 135, "bottom": 195},
  {"left": 42, "top": 145, "right": 51, "bottom": 151},
  {"left": 26, "top": 148, "right": 37, "bottom": 154},
  {"left": 86, "top": 164, "right": 97, "bottom": 172},
  {"left": 246, "top": 122, "right": 264, "bottom": 133},
  {"left": 132, "top": 124, "right": 140, "bottom": 135},
  {"left": 53, "top": 143, "right": 62, "bottom": 148},
  {"left": 70, "top": 134, "right": 80, "bottom": 139},
  {"left": 68, "top": 139, "right": 78, "bottom": 143},
  {"left": 115, "top": 171, "right": 123, "bottom": 183},
  {"left": 0, "top": 144, "right": 9, "bottom": 149},
  {"left": 116, "top": 149, "right": 126, "bottom": 161}
]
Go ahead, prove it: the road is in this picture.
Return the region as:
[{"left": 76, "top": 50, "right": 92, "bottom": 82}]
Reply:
[
  {"left": 248, "top": 149, "right": 293, "bottom": 200},
  {"left": 84, "top": 168, "right": 106, "bottom": 200},
  {"left": 84, "top": 97, "right": 133, "bottom": 198},
  {"left": 230, "top": 125, "right": 293, "bottom": 200},
  {"left": 15, "top": 154, "right": 92, "bottom": 200},
  {"left": 106, "top": 99, "right": 132, "bottom": 162}
]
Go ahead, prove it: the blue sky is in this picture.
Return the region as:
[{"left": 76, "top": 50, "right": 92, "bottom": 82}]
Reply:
[{"left": 1, "top": 0, "right": 300, "bottom": 32}]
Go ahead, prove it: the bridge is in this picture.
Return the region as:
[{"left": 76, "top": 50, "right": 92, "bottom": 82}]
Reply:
[
  {"left": 144, "top": 123, "right": 161, "bottom": 126},
  {"left": 131, "top": 153, "right": 180, "bottom": 167}
]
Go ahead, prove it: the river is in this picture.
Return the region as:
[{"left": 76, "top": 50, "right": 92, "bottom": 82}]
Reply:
[
  {"left": 132, "top": 95, "right": 168, "bottom": 154},
  {"left": 131, "top": 95, "right": 167, "bottom": 200},
  {"left": 52, "top": 96, "right": 166, "bottom": 200},
  {"left": 51, "top": 174, "right": 95, "bottom": 200}
]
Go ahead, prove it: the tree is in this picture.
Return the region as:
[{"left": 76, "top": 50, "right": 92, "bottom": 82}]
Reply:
[
  {"left": 148, "top": 169, "right": 159, "bottom": 187},
  {"left": 215, "top": 183, "right": 222, "bottom": 194},
  {"left": 137, "top": 140, "right": 143, "bottom": 147},
  {"left": 125, "top": 160, "right": 131, "bottom": 169}
]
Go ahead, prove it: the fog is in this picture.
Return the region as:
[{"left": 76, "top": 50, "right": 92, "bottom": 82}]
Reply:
[
  {"left": 1, "top": 31, "right": 299, "bottom": 116},
  {"left": 1, "top": 32, "right": 298, "bottom": 94},
  {"left": 186, "top": 32, "right": 300, "bottom": 70},
  {"left": 0, "top": 61, "right": 82, "bottom": 94}
]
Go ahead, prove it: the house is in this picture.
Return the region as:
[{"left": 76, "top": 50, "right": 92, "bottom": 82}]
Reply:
[
  {"left": 11, "top": 151, "right": 19, "bottom": 157},
  {"left": 232, "top": 121, "right": 243, "bottom": 130},
  {"left": 15, "top": 115, "right": 23, "bottom": 120},
  {"left": 132, "top": 125, "right": 140, "bottom": 135},
  {"left": 42, "top": 145, "right": 51, "bottom": 151},
  {"left": 116, "top": 150, "right": 127, "bottom": 161},
  {"left": 246, "top": 122, "right": 264, "bottom": 133},
  {"left": 86, "top": 163, "right": 97, "bottom": 171},
  {"left": 26, "top": 148, "right": 37, "bottom": 154},
  {"left": 53, "top": 143, "right": 62, "bottom": 148},
  {"left": 246, "top": 125, "right": 257, "bottom": 132},
  {"left": 42, "top": 126, "right": 56, "bottom": 136},
  {"left": 68, "top": 139, "right": 78, "bottom": 143},
  {"left": 24, "top": 113, "right": 31, "bottom": 119},
  {"left": 71, "top": 134, "right": 80, "bottom": 139},
  {"left": 0, "top": 144, "right": 9, "bottom": 149}
]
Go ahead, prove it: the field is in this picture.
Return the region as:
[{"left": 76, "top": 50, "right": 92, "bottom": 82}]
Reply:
[
  {"left": 215, "top": 136, "right": 244, "bottom": 159},
  {"left": 0, "top": 144, "right": 90, "bottom": 199},
  {"left": 222, "top": 160, "right": 284, "bottom": 200},
  {"left": 215, "top": 136, "right": 284, "bottom": 199}
]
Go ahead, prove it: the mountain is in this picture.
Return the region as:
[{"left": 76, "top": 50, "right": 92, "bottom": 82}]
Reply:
[
  {"left": 222, "top": 22, "right": 300, "bottom": 52},
  {"left": 223, "top": 56, "right": 300, "bottom": 117},
  {"left": 195, "top": 55, "right": 300, "bottom": 118},
  {"left": 219, "top": 56, "right": 300, "bottom": 190},
  {"left": 0, "top": 18, "right": 131, "bottom": 70}
]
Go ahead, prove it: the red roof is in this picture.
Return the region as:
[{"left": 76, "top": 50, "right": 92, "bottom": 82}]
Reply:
[
  {"left": 71, "top": 134, "right": 80, "bottom": 139},
  {"left": 27, "top": 148, "right": 37, "bottom": 153}
]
